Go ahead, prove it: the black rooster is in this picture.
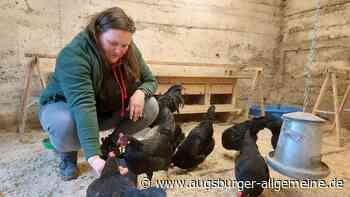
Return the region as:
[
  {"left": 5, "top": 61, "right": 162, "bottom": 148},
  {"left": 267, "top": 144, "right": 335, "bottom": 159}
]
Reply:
[
  {"left": 86, "top": 156, "right": 166, "bottom": 197},
  {"left": 171, "top": 105, "right": 216, "bottom": 170}
]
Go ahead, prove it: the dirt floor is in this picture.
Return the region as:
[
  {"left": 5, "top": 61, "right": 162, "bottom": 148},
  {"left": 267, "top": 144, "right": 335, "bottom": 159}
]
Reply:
[{"left": 0, "top": 122, "right": 349, "bottom": 197}]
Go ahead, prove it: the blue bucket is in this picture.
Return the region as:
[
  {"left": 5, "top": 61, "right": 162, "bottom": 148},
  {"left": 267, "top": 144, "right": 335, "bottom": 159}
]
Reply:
[{"left": 249, "top": 104, "right": 302, "bottom": 119}]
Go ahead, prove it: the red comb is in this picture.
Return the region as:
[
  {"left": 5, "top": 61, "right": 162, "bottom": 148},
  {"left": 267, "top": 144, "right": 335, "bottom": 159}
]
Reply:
[{"left": 236, "top": 191, "right": 245, "bottom": 197}]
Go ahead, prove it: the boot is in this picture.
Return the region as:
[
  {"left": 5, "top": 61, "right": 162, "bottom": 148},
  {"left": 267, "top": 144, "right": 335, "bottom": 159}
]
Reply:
[{"left": 58, "top": 151, "right": 79, "bottom": 181}]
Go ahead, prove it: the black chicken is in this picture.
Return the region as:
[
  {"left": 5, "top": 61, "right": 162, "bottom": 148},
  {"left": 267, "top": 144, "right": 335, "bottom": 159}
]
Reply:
[
  {"left": 264, "top": 116, "right": 283, "bottom": 149},
  {"left": 222, "top": 116, "right": 275, "bottom": 151},
  {"left": 150, "top": 84, "right": 184, "bottom": 127},
  {"left": 171, "top": 105, "right": 216, "bottom": 170},
  {"left": 86, "top": 156, "right": 166, "bottom": 197},
  {"left": 222, "top": 117, "right": 274, "bottom": 197},
  {"left": 100, "top": 84, "right": 185, "bottom": 181},
  {"left": 234, "top": 127, "right": 270, "bottom": 197},
  {"left": 124, "top": 107, "right": 183, "bottom": 181}
]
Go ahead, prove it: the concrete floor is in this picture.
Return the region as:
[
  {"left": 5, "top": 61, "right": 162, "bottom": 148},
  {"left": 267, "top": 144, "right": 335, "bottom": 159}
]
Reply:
[{"left": 0, "top": 122, "right": 349, "bottom": 197}]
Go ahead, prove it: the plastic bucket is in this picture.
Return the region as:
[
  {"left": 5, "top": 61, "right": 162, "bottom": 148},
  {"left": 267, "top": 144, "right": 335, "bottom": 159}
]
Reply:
[{"left": 249, "top": 104, "right": 302, "bottom": 119}]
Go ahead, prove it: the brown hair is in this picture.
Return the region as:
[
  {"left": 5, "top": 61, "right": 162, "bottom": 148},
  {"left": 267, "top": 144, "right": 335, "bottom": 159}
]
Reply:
[{"left": 86, "top": 7, "right": 140, "bottom": 82}]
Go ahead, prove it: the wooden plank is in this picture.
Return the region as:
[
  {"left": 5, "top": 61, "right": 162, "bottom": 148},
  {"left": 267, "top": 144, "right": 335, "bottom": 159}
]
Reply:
[
  {"left": 23, "top": 56, "right": 260, "bottom": 73},
  {"left": 155, "top": 84, "right": 205, "bottom": 95},
  {"left": 146, "top": 60, "right": 241, "bottom": 68},
  {"left": 25, "top": 53, "right": 56, "bottom": 59},
  {"left": 23, "top": 54, "right": 260, "bottom": 79},
  {"left": 210, "top": 84, "right": 234, "bottom": 94},
  {"left": 242, "top": 67, "right": 264, "bottom": 72},
  {"left": 327, "top": 65, "right": 350, "bottom": 73},
  {"left": 314, "top": 110, "right": 335, "bottom": 114},
  {"left": 150, "top": 64, "right": 251, "bottom": 79},
  {"left": 157, "top": 77, "right": 244, "bottom": 84},
  {"left": 179, "top": 104, "right": 242, "bottom": 114}
]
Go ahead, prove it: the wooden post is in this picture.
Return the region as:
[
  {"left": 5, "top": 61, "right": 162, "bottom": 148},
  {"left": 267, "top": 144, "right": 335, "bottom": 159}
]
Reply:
[
  {"left": 231, "top": 79, "right": 238, "bottom": 108},
  {"left": 17, "top": 56, "right": 38, "bottom": 133},
  {"left": 331, "top": 84, "right": 350, "bottom": 131},
  {"left": 337, "top": 85, "right": 350, "bottom": 116},
  {"left": 34, "top": 58, "right": 46, "bottom": 89},
  {"left": 246, "top": 69, "right": 260, "bottom": 118},
  {"left": 312, "top": 72, "right": 330, "bottom": 114},
  {"left": 331, "top": 72, "right": 342, "bottom": 146},
  {"left": 257, "top": 71, "right": 265, "bottom": 116},
  {"left": 204, "top": 83, "right": 211, "bottom": 105}
]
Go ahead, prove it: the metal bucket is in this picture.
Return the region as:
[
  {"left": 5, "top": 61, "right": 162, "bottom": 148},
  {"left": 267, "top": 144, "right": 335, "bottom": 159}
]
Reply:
[{"left": 266, "top": 112, "right": 330, "bottom": 179}]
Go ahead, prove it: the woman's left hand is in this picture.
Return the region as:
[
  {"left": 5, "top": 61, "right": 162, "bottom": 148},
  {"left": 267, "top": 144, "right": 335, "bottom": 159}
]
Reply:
[{"left": 128, "top": 89, "right": 145, "bottom": 121}]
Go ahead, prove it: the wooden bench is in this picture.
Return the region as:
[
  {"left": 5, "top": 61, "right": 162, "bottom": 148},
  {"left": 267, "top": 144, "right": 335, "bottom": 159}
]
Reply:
[
  {"left": 148, "top": 61, "right": 264, "bottom": 115},
  {"left": 17, "top": 53, "right": 265, "bottom": 133}
]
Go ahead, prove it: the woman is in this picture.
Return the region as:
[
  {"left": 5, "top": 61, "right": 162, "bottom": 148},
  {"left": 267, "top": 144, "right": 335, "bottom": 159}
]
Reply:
[{"left": 38, "top": 7, "right": 158, "bottom": 181}]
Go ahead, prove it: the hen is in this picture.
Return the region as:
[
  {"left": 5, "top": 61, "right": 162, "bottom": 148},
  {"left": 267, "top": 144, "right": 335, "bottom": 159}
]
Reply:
[
  {"left": 264, "top": 116, "right": 283, "bottom": 149},
  {"left": 101, "top": 84, "right": 185, "bottom": 181},
  {"left": 234, "top": 127, "right": 270, "bottom": 197},
  {"left": 86, "top": 156, "right": 166, "bottom": 197},
  {"left": 222, "top": 116, "right": 274, "bottom": 151},
  {"left": 150, "top": 84, "right": 184, "bottom": 127},
  {"left": 171, "top": 105, "right": 216, "bottom": 169},
  {"left": 222, "top": 117, "right": 271, "bottom": 197}
]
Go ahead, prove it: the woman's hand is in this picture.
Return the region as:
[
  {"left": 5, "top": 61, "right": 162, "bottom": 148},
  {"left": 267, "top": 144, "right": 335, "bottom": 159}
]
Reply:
[
  {"left": 128, "top": 89, "right": 145, "bottom": 121},
  {"left": 88, "top": 154, "right": 128, "bottom": 176},
  {"left": 88, "top": 155, "right": 106, "bottom": 177}
]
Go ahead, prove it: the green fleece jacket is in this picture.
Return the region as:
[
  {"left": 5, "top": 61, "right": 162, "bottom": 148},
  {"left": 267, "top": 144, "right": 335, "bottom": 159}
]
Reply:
[{"left": 39, "top": 30, "right": 157, "bottom": 160}]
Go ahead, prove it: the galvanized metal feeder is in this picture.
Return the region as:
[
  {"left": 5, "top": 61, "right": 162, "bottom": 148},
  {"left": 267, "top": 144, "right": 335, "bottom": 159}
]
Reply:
[{"left": 266, "top": 112, "right": 330, "bottom": 179}]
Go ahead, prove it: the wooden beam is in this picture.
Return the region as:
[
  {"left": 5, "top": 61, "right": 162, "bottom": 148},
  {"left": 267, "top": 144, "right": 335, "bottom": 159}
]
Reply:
[
  {"left": 331, "top": 72, "right": 342, "bottom": 146},
  {"left": 313, "top": 110, "right": 335, "bottom": 114},
  {"left": 25, "top": 53, "right": 56, "bottom": 59},
  {"left": 146, "top": 60, "right": 243, "bottom": 68},
  {"left": 157, "top": 77, "right": 241, "bottom": 84},
  {"left": 156, "top": 84, "right": 206, "bottom": 95},
  {"left": 17, "top": 57, "right": 38, "bottom": 133},
  {"left": 179, "top": 104, "right": 242, "bottom": 114},
  {"left": 312, "top": 73, "right": 330, "bottom": 114},
  {"left": 156, "top": 83, "right": 236, "bottom": 95},
  {"left": 34, "top": 58, "right": 46, "bottom": 89},
  {"left": 327, "top": 65, "right": 350, "bottom": 74},
  {"left": 149, "top": 64, "right": 249, "bottom": 79},
  {"left": 211, "top": 84, "right": 234, "bottom": 94}
]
